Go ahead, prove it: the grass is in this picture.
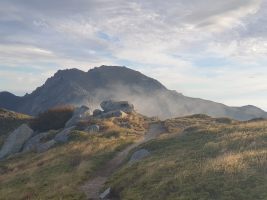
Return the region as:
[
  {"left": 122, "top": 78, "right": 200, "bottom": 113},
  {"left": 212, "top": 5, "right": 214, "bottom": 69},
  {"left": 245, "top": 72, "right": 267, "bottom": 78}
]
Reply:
[
  {"left": 107, "top": 116, "right": 267, "bottom": 200},
  {"left": 0, "top": 108, "right": 32, "bottom": 147},
  {"left": 0, "top": 113, "right": 147, "bottom": 200}
]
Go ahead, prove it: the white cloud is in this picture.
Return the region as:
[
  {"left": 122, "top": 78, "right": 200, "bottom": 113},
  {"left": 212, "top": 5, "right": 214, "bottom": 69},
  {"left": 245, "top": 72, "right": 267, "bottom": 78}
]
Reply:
[{"left": 0, "top": 0, "right": 267, "bottom": 110}]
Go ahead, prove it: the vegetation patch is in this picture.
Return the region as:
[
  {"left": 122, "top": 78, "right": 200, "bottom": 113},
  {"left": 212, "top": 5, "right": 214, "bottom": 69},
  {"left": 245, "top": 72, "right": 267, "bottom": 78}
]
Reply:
[{"left": 30, "top": 105, "right": 74, "bottom": 132}]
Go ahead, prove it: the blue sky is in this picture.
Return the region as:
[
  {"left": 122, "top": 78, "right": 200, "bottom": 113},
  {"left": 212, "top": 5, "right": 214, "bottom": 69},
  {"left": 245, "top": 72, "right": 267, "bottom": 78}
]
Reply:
[{"left": 0, "top": 0, "right": 267, "bottom": 110}]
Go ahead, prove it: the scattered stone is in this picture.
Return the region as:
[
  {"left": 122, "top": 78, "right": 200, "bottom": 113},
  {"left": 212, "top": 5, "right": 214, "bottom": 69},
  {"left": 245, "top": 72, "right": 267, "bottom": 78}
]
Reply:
[
  {"left": 100, "top": 100, "right": 134, "bottom": 114},
  {"left": 93, "top": 109, "right": 102, "bottom": 117},
  {"left": 99, "top": 187, "right": 111, "bottom": 199},
  {"left": 100, "top": 110, "right": 127, "bottom": 118},
  {"left": 65, "top": 105, "right": 91, "bottom": 128},
  {"left": 129, "top": 149, "right": 150, "bottom": 164},
  {"left": 54, "top": 126, "right": 76, "bottom": 143},
  {"left": 0, "top": 124, "right": 34, "bottom": 159},
  {"left": 37, "top": 140, "right": 56, "bottom": 153},
  {"left": 85, "top": 125, "right": 100, "bottom": 133}
]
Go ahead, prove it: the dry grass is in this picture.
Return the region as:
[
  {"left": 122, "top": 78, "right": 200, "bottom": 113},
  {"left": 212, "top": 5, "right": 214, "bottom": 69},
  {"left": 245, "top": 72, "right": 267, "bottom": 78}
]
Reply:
[
  {"left": 0, "top": 113, "right": 147, "bottom": 200},
  {"left": 107, "top": 116, "right": 267, "bottom": 200}
]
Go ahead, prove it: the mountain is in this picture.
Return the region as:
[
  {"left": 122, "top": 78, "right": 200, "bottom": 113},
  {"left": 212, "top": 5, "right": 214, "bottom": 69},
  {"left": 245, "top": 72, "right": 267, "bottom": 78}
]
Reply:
[
  {"left": 0, "top": 92, "right": 24, "bottom": 111},
  {"left": 0, "top": 65, "right": 267, "bottom": 120}
]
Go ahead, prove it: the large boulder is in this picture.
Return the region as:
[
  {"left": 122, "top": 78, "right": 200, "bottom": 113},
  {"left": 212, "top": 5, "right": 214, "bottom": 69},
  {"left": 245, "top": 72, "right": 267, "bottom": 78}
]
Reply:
[
  {"left": 0, "top": 124, "right": 34, "bottom": 159},
  {"left": 93, "top": 109, "right": 102, "bottom": 117},
  {"left": 23, "top": 131, "right": 51, "bottom": 152},
  {"left": 22, "top": 131, "right": 57, "bottom": 153},
  {"left": 54, "top": 126, "right": 76, "bottom": 143},
  {"left": 65, "top": 106, "right": 91, "bottom": 128},
  {"left": 37, "top": 140, "right": 56, "bottom": 153},
  {"left": 100, "top": 100, "right": 134, "bottom": 114},
  {"left": 100, "top": 110, "right": 127, "bottom": 118},
  {"left": 85, "top": 125, "right": 100, "bottom": 133},
  {"left": 129, "top": 149, "right": 151, "bottom": 164}
]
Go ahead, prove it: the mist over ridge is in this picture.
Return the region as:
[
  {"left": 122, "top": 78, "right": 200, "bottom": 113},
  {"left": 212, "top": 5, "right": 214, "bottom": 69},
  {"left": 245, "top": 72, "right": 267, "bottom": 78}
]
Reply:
[{"left": 0, "top": 65, "right": 266, "bottom": 121}]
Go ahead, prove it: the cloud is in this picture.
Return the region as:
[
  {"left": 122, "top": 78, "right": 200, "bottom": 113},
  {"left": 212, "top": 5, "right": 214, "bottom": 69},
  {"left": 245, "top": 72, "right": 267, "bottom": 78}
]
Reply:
[{"left": 0, "top": 0, "right": 266, "bottom": 110}]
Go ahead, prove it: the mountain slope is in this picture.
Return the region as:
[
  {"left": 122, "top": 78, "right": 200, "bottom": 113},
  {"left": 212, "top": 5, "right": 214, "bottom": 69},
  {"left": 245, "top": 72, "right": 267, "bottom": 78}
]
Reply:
[
  {"left": 0, "top": 92, "right": 24, "bottom": 111},
  {"left": 0, "top": 65, "right": 266, "bottom": 120}
]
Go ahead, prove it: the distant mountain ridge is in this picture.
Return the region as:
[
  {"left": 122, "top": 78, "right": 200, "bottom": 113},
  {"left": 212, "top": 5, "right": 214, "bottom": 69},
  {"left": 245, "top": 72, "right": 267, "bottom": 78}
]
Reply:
[{"left": 0, "top": 65, "right": 267, "bottom": 120}]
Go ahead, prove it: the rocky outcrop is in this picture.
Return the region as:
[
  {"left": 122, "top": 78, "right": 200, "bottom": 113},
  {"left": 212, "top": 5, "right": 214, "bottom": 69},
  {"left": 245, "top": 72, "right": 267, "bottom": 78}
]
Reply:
[
  {"left": 129, "top": 149, "right": 150, "bottom": 164},
  {"left": 100, "top": 110, "right": 127, "bottom": 118},
  {"left": 92, "top": 100, "right": 132, "bottom": 119},
  {"left": 93, "top": 109, "right": 102, "bottom": 117},
  {"left": 54, "top": 126, "right": 76, "bottom": 143},
  {"left": 100, "top": 100, "right": 134, "bottom": 114},
  {"left": 0, "top": 124, "right": 34, "bottom": 159},
  {"left": 23, "top": 131, "right": 51, "bottom": 152},
  {"left": 85, "top": 125, "right": 100, "bottom": 133},
  {"left": 65, "top": 106, "right": 91, "bottom": 128},
  {"left": 37, "top": 140, "right": 56, "bottom": 153}
]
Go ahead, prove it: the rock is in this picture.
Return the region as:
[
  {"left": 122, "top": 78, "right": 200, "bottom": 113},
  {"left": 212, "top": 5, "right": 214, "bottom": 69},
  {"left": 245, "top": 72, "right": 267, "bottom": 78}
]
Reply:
[
  {"left": 100, "top": 100, "right": 134, "bottom": 113},
  {"left": 37, "top": 140, "right": 56, "bottom": 153},
  {"left": 100, "top": 110, "right": 127, "bottom": 118},
  {"left": 129, "top": 149, "right": 150, "bottom": 164},
  {"left": 65, "top": 105, "right": 91, "bottom": 128},
  {"left": 85, "top": 125, "right": 100, "bottom": 133},
  {"left": 0, "top": 124, "right": 34, "bottom": 159},
  {"left": 99, "top": 187, "right": 111, "bottom": 199},
  {"left": 54, "top": 126, "right": 76, "bottom": 143},
  {"left": 93, "top": 109, "right": 102, "bottom": 117},
  {"left": 23, "top": 131, "right": 52, "bottom": 152}
]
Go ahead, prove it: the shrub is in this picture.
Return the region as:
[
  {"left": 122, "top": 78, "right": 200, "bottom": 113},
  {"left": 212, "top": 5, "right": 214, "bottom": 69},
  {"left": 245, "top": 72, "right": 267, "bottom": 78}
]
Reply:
[{"left": 30, "top": 105, "right": 74, "bottom": 132}]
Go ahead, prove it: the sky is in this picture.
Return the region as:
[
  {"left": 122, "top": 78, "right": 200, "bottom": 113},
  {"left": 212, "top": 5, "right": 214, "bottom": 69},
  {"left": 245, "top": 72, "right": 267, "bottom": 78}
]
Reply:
[{"left": 0, "top": 0, "right": 267, "bottom": 110}]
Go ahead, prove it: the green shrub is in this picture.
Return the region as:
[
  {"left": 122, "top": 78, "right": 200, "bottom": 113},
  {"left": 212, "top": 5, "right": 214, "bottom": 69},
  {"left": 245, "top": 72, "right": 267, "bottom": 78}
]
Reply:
[{"left": 30, "top": 105, "right": 74, "bottom": 132}]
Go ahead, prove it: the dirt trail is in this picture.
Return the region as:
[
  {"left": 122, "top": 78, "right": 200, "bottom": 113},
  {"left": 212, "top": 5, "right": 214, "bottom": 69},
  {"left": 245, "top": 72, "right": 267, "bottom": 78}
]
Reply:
[{"left": 81, "top": 123, "right": 166, "bottom": 200}]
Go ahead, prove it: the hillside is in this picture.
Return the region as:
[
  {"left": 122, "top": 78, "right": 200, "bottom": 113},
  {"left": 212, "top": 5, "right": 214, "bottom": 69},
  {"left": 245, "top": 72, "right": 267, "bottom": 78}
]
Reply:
[
  {"left": 0, "top": 110, "right": 266, "bottom": 200},
  {"left": 106, "top": 115, "right": 267, "bottom": 200},
  {"left": 0, "top": 108, "right": 32, "bottom": 147},
  {"left": 0, "top": 110, "right": 149, "bottom": 199},
  {"left": 0, "top": 66, "right": 267, "bottom": 120}
]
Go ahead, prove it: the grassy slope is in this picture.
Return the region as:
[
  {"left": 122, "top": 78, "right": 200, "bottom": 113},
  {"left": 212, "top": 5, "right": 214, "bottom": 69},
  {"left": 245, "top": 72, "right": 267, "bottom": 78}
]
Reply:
[
  {"left": 0, "top": 108, "right": 32, "bottom": 147},
  {"left": 107, "top": 115, "right": 267, "bottom": 200},
  {"left": 0, "top": 113, "right": 147, "bottom": 200}
]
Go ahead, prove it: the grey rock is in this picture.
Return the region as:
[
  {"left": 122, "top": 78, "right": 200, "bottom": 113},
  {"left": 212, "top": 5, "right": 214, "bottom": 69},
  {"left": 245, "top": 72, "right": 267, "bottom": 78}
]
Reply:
[
  {"left": 0, "top": 124, "right": 34, "bottom": 159},
  {"left": 23, "top": 131, "right": 51, "bottom": 152},
  {"left": 85, "top": 125, "right": 100, "bottom": 133},
  {"left": 54, "top": 126, "right": 75, "bottom": 143},
  {"left": 37, "top": 140, "right": 56, "bottom": 153},
  {"left": 100, "top": 110, "right": 127, "bottom": 118},
  {"left": 129, "top": 149, "right": 150, "bottom": 164},
  {"left": 65, "top": 105, "right": 91, "bottom": 128},
  {"left": 100, "top": 100, "right": 134, "bottom": 114},
  {"left": 99, "top": 187, "right": 111, "bottom": 199},
  {"left": 93, "top": 109, "right": 102, "bottom": 117}
]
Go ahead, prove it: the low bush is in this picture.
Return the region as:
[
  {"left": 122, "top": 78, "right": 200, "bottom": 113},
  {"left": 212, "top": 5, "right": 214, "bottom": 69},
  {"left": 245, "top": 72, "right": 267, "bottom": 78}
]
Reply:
[{"left": 30, "top": 105, "right": 74, "bottom": 132}]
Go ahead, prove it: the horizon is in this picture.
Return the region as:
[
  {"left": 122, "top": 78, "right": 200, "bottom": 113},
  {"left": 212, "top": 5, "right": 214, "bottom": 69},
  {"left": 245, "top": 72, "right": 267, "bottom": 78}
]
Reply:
[{"left": 1, "top": 0, "right": 267, "bottom": 110}]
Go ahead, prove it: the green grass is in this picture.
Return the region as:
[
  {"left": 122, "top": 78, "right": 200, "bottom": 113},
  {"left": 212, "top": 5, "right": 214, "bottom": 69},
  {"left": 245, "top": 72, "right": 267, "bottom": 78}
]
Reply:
[{"left": 107, "top": 117, "right": 267, "bottom": 200}]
